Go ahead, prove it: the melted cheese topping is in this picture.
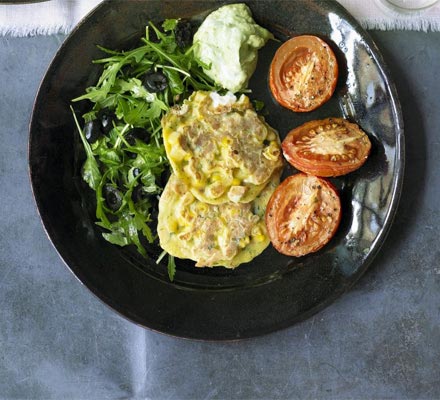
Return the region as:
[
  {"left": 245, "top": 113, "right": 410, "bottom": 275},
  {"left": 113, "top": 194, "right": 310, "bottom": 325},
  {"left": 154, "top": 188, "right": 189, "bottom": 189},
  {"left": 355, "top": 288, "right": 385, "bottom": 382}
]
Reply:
[
  {"left": 162, "top": 91, "right": 283, "bottom": 204},
  {"left": 157, "top": 173, "right": 280, "bottom": 268}
]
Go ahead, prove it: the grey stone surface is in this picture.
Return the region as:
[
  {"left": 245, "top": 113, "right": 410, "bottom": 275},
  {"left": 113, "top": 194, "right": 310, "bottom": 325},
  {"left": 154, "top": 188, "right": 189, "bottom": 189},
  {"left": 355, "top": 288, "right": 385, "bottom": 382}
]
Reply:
[{"left": 0, "top": 30, "right": 439, "bottom": 399}]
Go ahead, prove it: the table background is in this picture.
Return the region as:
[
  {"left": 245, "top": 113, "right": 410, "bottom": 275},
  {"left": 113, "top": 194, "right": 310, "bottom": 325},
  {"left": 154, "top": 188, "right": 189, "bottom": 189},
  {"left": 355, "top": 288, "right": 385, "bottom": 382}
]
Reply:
[{"left": 0, "top": 30, "right": 439, "bottom": 399}]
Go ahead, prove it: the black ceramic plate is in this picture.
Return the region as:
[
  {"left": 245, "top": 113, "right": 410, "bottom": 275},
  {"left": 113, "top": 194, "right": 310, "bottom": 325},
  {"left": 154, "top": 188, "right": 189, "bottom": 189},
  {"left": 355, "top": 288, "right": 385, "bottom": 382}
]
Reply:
[{"left": 29, "top": 0, "right": 404, "bottom": 340}]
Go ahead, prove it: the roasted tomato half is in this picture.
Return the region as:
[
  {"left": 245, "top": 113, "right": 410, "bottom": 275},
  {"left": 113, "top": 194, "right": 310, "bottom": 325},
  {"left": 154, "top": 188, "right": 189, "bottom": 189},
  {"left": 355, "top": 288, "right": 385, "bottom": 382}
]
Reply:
[
  {"left": 265, "top": 174, "right": 341, "bottom": 257},
  {"left": 282, "top": 117, "right": 372, "bottom": 177},
  {"left": 269, "top": 35, "right": 338, "bottom": 112}
]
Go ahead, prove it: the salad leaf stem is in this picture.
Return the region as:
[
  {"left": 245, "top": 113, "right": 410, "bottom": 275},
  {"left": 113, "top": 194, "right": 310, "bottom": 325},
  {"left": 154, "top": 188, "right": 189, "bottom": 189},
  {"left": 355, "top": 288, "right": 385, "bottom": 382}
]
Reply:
[
  {"left": 113, "top": 123, "right": 131, "bottom": 149},
  {"left": 71, "top": 106, "right": 102, "bottom": 191}
]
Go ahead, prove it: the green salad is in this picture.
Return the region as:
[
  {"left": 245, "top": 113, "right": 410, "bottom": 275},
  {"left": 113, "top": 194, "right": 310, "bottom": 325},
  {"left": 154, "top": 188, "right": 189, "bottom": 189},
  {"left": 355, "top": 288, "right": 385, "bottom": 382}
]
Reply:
[{"left": 72, "top": 19, "right": 220, "bottom": 280}]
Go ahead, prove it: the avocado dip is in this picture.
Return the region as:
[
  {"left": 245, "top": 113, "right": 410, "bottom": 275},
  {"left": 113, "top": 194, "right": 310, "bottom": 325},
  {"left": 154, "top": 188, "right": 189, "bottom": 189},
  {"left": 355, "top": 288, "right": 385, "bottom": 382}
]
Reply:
[{"left": 194, "top": 3, "right": 273, "bottom": 93}]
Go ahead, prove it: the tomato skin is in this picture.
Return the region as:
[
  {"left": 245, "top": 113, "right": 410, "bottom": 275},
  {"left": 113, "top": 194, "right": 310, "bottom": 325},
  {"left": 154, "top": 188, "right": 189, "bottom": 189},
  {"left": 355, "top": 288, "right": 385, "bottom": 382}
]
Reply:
[
  {"left": 265, "top": 174, "right": 341, "bottom": 257},
  {"left": 282, "top": 117, "right": 371, "bottom": 177},
  {"left": 269, "top": 35, "right": 338, "bottom": 112}
]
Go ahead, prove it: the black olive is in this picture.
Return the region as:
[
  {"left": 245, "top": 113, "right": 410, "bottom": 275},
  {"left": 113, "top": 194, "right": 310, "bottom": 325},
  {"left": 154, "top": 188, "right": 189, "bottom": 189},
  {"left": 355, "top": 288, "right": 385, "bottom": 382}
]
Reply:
[
  {"left": 125, "top": 150, "right": 137, "bottom": 159},
  {"left": 143, "top": 70, "right": 168, "bottom": 93},
  {"left": 175, "top": 20, "right": 193, "bottom": 49},
  {"left": 98, "top": 108, "right": 115, "bottom": 134},
  {"left": 122, "top": 132, "right": 137, "bottom": 159},
  {"left": 121, "top": 133, "right": 137, "bottom": 159},
  {"left": 83, "top": 120, "right": 102, "bottom": 143},
  {"left": 130, "top": 127, "right": 150, "bottom": 142},
  {"left": 103, "top": 185, "right": 123, "bottom": 211},
  {"left": 132, "top": 185, "right": 147, "bottom": 203},
  {"left": 125, "top": 133, "right": 136, "bottom": 146},
  {"left": 133, "top": 168, "right": 141, "bottom": 177}
]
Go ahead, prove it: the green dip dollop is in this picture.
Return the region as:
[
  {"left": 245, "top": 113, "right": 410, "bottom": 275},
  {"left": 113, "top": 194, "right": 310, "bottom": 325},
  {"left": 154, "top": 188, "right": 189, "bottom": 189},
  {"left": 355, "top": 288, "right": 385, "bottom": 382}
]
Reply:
[{"left": 194, "top": 3, "right": 273, "bottom": 93}]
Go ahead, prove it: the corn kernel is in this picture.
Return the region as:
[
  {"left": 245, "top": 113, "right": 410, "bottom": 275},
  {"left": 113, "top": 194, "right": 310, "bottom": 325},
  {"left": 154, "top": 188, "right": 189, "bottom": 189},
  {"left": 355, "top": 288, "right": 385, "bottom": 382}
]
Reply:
[
  {"left": 253, "top": 234, "right": 266, "bottom": 243},
  {"left": 211, "top": 173, "right": 223, "bottom": 182},
  {"left": 239, "top": 236, "right": 250, "bottom": 248},
  {"left": 168, "top": 219, "right": 178, "bottom": 233},
  {"left": 232, "top": 178, "right": 241, "bottom": 186},
  {"left": 197, "top": 203, "right": 208, "bottom": 213},
  {"left": 263, "top": 143, "right": 280, "bottom": 161},
  {"left": 170, "top": 145, "right": 188, "bottom": 162},
  {"left": 167, "top": 131, "right": 181, "bottom": 145},
  {"left": 251, "top": 226, "right": 262, "bottom": 236},
  {"left": 231, "top": 208, "right": 241, "bottom": 216},
  {"left": 221, "top": 136, "right": 232, "bottom": 146}
]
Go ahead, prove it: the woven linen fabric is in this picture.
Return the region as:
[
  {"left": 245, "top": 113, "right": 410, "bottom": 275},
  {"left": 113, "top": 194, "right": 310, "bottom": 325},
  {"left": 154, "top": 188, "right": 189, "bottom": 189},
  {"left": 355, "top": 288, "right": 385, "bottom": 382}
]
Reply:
[
  {"left": 0, "top": 0, "right": 102, "bottom": 36},
  {"left": 1, "top": 0, "right": 440, "bottom": 36},
  {"left": 338, "top": 0, "right": 440, "bottom": 31}
]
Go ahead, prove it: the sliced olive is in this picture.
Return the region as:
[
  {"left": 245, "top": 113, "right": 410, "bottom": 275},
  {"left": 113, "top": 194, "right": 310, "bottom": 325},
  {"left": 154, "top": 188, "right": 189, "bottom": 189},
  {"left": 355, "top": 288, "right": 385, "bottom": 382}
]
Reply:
[
  {"left": 130, "top": 127, "right": 150, "bottom": 141},
  {"left": 125, "top": 133, "right": 136, "bottom": 146},
  {"left": 98, "top": 108, "right": 115, "bottom": 134},
  {"left": 125, "top": 150, "right": 137, "bottom": 159},
  {"left": 133, "top": 168, "right": 141, "bottom": 177},
  {"left": 175, "top": 20, "right": 193, "bottom": 49},
  {"left": 132, "top": 185, "right": 148, "bottom": 203},
  {"left": 103, "top": 185, "right": 123, "bottom": 211},
  {"left": 143, "top": 71, "right": 168, "bottom": 93},
  {"left": 83, "top": 120, "right": 102, "bottom": 143},
  {"left": 121, "top": 133, "right": 137, "bottom": 159}
]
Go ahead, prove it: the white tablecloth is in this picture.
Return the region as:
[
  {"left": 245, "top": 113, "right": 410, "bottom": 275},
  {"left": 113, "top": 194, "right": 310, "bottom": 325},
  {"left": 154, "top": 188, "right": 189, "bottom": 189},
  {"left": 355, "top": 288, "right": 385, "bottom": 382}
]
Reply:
[{"left": 0, "top": 0, "right": 439, "bottom": 36}]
